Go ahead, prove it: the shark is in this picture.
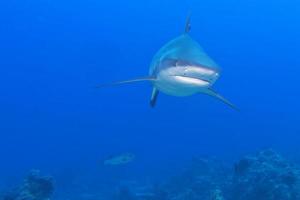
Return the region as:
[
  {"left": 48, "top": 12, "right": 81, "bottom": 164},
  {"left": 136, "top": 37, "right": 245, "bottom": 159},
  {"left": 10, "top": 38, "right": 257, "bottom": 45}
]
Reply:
[{"left": 98, "top": 16, "right": 236, "bottom": 109}]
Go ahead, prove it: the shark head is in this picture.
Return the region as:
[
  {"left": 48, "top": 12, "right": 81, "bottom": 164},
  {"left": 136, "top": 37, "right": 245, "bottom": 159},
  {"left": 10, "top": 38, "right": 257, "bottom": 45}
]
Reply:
[{"left": 153, "top": 58, "right": 220, "bottom": 96}]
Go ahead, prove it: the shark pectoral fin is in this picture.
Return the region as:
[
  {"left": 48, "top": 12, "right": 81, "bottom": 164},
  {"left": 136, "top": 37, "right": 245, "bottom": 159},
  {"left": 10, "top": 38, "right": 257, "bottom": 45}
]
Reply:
[
  {"left": 206, "top": 88, "right": 238, "bottom": 110},
  {"left": 150, "top": 87, "right": 159, "bottom": 108},
  {"left": 96, "top": 76, "right": 156, "bottom": 88}
]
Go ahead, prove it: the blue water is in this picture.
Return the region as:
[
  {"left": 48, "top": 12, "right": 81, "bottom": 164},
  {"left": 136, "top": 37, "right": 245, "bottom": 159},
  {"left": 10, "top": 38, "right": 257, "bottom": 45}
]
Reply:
[{"left": 0, "top": 0, "right": 299, "bottom": 198}]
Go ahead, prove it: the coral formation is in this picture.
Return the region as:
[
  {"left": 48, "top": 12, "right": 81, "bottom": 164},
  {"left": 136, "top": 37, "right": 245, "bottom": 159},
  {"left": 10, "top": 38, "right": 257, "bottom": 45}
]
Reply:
[
  {"left": 113, "top": 150, "right": 300, "bottom": 200},
  {"left": 230, "top": 149, "right": 300, "bottom": 200},
  {"left": 161, "top": 158, "right": 230, "bottom": 200},
  {"left": 2, "top": 150, "right": 299, "bottom": 200},
  {"left": 1, "top": 170, "right": 54, "bottom": 200}
]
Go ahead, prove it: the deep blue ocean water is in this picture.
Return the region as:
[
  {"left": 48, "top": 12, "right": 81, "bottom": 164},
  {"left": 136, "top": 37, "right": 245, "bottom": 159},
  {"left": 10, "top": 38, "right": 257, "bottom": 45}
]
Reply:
[{"left": 0, "top": 0, "right": 299, "bottom": 199}]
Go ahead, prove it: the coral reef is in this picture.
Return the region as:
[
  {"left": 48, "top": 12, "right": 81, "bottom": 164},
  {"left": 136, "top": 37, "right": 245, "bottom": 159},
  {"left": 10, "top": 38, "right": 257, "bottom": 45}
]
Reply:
[
  {"left": 113, "top": 150, "right": 300, "bottom": 200},
  {"left": 161, "top": 158, "right": 230, "bottom": 200},
  {"left": 230, "top": 149, "right": 300, "bottom": 200},
  {"left": 1, "top": 170, "right": 54, "bottom": 200},
  {"left": 2, "top": 150, "right": 299, "bottom": 200},
  {"left": 112, "top": 158, "right": 230, "bottom": 200}
]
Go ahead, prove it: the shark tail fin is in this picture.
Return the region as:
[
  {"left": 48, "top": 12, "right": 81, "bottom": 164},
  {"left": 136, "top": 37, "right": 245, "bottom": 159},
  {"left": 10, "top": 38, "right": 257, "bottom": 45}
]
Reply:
[
  {"left": 96, "top": 76, "right": 156, "bottom": 88},
  {"left": 206, "top": 88, "right": 238, "bottom": 110},
  {"left": 185, "top": 12, "right": 192, "bottom": 34}
]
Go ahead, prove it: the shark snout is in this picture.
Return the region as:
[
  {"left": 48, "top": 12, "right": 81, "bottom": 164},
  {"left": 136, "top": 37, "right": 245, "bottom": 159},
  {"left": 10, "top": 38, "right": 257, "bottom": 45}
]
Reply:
[
  {"left": 154, "top": 64, "right": 221, "bottom": 96},
  {"left": 183, "top": 66, "right": 219, "bottom": 81},
  {"left": 169, "top": 66, "right": 219, "bottom": 85},
  {"left": 171, "top": 75, "right": 211, "bottom": 87}
]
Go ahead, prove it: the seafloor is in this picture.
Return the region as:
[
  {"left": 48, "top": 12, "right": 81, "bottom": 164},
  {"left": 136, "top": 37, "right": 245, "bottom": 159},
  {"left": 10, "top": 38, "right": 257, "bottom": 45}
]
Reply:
[{"left": 1, "top": 149, "right": 300, "bottom": 200}]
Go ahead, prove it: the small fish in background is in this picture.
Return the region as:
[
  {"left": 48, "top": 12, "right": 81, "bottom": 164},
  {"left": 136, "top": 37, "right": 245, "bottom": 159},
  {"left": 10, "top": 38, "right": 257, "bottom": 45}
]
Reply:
[{"left": 104, "top": 153, "right": 135, "bottom": 166}]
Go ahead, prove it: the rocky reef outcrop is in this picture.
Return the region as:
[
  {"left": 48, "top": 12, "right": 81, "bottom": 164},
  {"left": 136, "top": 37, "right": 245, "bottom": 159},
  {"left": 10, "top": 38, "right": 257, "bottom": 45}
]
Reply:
[
  {"left": 1, "top": 170, "right": 54, "bottom": 200},
  {"left": 230, "top": 149, "right": 300, "bottom": 200},
  {"left": 113, "top": 150, "right": 300, "bottom": 200},
  {"left": 2, "top": 150, "right": 299, "bottom": 200},
  {"left": 112, "top": 158, "right": 230, "bottom": 200},
  {"left": 161, "top": 158, "right": 230, "bottom": 200}
]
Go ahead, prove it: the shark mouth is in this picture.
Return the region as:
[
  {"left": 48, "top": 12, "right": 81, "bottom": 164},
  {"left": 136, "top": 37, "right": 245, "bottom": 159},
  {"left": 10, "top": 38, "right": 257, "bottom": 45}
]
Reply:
[{"left": 171, "top": 75, "right": 211, "bottom": 87}]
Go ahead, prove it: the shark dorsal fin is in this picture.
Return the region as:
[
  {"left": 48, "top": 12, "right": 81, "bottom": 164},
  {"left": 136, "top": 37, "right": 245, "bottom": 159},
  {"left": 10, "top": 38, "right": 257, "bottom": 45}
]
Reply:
[{"left": 185, "top": 13, "right": 191, "bottom": 34}]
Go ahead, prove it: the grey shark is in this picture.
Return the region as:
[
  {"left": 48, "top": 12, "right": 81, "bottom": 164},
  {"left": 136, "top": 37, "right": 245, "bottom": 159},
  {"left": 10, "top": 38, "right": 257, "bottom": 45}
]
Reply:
[{"left": 98, "top": 16, "right": 236, "bottom": 109}]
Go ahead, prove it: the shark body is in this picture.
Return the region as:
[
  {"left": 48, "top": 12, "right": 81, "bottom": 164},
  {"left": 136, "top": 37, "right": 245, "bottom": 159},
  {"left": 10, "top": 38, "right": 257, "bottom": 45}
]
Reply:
[{"left": 99, "top": 16, "right": 236, "bottom": 109}]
